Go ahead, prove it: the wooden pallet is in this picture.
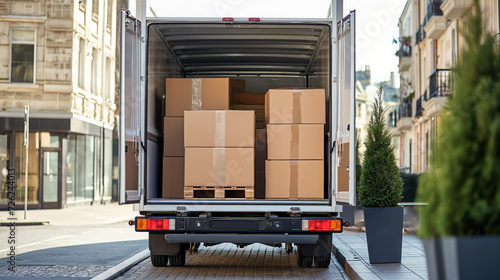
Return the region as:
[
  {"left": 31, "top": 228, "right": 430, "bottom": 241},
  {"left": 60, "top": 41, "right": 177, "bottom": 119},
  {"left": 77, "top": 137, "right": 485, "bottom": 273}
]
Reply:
[{"left": 184, "top": 186, "right": 254, "bottom": 199}]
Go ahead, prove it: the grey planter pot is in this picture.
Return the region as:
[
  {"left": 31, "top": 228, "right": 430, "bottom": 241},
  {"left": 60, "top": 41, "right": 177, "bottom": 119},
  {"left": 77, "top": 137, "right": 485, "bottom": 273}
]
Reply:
[
  {"left": 422, "top": 237, "right": 445, "bottom": 280},
  {"left": 364, "top": 207, "right": 403, "bottom": 263},
  {"left": 441, "top": 235, "right": 500, "bottom": 279}
]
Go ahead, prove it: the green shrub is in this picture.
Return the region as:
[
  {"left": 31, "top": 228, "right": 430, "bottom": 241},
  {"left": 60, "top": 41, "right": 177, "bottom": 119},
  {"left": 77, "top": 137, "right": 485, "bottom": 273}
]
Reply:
[
  {"left": 418, "top": 2, "right": 500, "bottom": 237},
  {"left": 400, "top": 173, "right": 419, "bottom": 202},
  {"left": 358, "top": 87, "right": 403, "bottom": 208}
]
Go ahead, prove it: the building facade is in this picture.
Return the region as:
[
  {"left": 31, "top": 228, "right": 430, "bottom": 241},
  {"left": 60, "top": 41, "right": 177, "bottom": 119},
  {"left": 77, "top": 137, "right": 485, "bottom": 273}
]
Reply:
[
  {"left": 395, "top": 0, "right": 500, "bottom": 174},
  {"left": 0, "top": 0, "right": 117, "bottom": 209}
]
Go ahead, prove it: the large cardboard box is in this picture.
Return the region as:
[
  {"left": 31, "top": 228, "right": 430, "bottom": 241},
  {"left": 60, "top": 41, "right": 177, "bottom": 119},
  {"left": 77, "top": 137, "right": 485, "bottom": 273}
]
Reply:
[
  {"left": 230, "top": 79, "right": 246, "bottom": 94},
  {"left": 163, "top": 157, "right": 184, "bottom": 198},
  {"left": 232, "top": 92, "right": 265, "bottom": 105},
  {"left": 185, "top": 148, "right": 254, "bottom": 187},
  {"left": 231, "top": 104, "right": 265, "bottom": 129},
  {"left": 267, "top": 124, "right": 324, "bottom": 160},
  {"left": 163, "top": 117, "right": 184, "bottom": 157},
  {"left": 184, "top": 110, "right": 255, "bottom": 148},
  {"left": 165, "top": 78, "right": 230, "bottom": 117},
  {"left": 265, "top": 160, "right": 323, "bottom": 199},
  {"left": 265, "top": 89, "right": 325, "bottom": 124}
]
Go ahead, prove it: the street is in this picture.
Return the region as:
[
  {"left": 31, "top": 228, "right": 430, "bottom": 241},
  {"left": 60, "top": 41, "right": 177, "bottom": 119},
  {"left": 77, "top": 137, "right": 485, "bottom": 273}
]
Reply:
[
  {"left": 0, "top": 222, "right": 147, "bottom": 279},
  {"left": 115, "top": 243, "right": 349, "bottom": 280}
]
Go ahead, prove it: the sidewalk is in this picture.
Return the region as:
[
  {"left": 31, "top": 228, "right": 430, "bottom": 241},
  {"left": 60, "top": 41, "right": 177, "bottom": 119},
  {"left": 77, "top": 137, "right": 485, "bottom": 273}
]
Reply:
[
  {"left": 333, "top": 230, "right": 428, "bottom": 280},
  {"left": 1, "top": 203, "right": 139, "bottom": 226}
]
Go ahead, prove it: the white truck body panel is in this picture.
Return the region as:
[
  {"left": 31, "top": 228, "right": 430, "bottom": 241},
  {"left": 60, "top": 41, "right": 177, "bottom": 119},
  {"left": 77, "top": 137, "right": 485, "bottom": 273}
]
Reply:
[{"left": 119, "top": 1, "right": 356, "bottom": 214}]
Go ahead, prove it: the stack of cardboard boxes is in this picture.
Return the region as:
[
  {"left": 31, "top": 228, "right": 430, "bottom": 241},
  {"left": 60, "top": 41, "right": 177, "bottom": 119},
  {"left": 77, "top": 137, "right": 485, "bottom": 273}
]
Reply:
[
  {"left": 184, "top": 110, "right": 255, "bottom": 199},
  {"left": 162, "top": 78, "right": 231, "bottom": 198},
  {"left": 265, "top": 89, "right": 326, "bottom": 199}
]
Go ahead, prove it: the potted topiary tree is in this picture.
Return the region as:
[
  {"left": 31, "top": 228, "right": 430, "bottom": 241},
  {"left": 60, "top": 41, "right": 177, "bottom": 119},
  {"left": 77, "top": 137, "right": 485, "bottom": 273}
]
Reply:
[
  {"left": 418, "top": 2, "right": 500, "bottom": 279},
  {"left": 358, "top": 87, "right": 404, "bottom": 264}
]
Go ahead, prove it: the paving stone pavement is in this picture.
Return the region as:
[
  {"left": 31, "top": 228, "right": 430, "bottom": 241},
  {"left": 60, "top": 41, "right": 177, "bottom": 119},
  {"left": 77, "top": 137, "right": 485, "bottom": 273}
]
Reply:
[{"left": 114, "top": 243, "right": 350, "bottom": 280}]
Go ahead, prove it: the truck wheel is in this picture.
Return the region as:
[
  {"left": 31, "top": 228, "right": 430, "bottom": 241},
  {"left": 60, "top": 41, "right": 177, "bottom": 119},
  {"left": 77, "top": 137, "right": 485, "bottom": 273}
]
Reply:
[
  {"left": 169, "top": 249, "right": 186, "bottom": 267},
  {"left": 314, "top": 254, "right": 331, "bottom": 268},
  {"left": 150, "top": 254, "right": 168, "bottom": 267},
  {"left": 297, "top": 246, "right": 313, "bottom": 268}
]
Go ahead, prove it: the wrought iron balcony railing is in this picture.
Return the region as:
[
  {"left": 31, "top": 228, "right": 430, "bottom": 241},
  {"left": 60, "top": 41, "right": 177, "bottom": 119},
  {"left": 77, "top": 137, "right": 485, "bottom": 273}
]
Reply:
[
  {"left": 428, "top": 69, "right": 452, "bottom": 100},
  {"left": 426, "top": 0, "right": 444, "bottom": 23},
  {"left": 398, "top": 101, "right": 412, "bottom": 119},
  {"left": 389, "top": 110, "right": 398, "bottom": 128},
  {"left": 416, "top": 96, "right": 423, "bottom": 117}
]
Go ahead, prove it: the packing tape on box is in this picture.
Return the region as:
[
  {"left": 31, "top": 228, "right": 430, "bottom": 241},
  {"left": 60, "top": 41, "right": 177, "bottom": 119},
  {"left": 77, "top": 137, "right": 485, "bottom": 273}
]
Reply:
[
  {"left": 292, "top": 90, "right": 302, "bottom": 123},
  {"left": 290, "top": 125, "right": 299, "bottom": 159},
  {"left": 213, "top": 148, "right": 226, "bottom": 186},
  {"left": 290, "top": 161, "right": 299, "bottom": 199},
  {"left": 191, "top": 78, "right": 202, "bottom": 110},
  {"left": 215, "top": 111, "right": 226, "bottom": 147}
]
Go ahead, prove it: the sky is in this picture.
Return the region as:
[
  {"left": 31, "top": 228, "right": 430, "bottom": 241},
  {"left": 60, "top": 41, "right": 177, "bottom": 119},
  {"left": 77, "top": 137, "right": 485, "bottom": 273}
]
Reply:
[{"left": 149, "top": 0, "right": 406, "bottom": 86}]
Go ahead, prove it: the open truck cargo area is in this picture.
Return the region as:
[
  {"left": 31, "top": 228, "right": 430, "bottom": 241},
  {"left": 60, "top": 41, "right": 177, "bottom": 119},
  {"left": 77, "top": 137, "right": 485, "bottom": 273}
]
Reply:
[{"left": 120, "top": 0, "right": 355, "bottom": 269}]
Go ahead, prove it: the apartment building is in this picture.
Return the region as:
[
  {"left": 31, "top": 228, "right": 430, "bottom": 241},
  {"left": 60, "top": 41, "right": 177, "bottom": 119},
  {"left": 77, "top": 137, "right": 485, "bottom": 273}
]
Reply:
[
  {"left": 0, "top": 0, "right": 117, "bottom": 209},
  {"left": 395, "top": 0, "right": 499, "bottom": 174}
]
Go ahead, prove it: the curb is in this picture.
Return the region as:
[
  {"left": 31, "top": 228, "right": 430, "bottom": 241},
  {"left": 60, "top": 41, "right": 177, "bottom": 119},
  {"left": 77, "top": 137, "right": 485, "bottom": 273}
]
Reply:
[
  {"left": 0, "top": 221, "right": 49, "bottom": 226},
  {"left": 91, "top": 249, "right": 150, "bottom": 280},
  {"left": 332, "top": 243, "right": 364, "bottom": 280}
]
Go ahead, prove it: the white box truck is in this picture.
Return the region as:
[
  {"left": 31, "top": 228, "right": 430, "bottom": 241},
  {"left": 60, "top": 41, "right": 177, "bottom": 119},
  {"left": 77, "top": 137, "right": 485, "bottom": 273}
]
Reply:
[{"left": 120, "top": 0, "right": 356, "bottom": 268}]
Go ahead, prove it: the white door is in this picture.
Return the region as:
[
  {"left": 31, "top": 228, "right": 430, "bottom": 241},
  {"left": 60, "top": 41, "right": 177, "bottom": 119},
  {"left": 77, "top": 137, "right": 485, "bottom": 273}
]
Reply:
[
  {"left": 334, "top": 11, "right": 356, "bottom": 206},
  {"left": 119, "top": 10, "right": 142, "bottom": 204}
]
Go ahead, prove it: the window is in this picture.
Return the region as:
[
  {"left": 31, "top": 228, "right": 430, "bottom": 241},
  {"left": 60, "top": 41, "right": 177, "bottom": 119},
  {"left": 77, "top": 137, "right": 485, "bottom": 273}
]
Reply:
[
  {"left": 106, "top": 0, "right": 113, "bottom": 29},
  {"left": 78, "top": 38, "right": 85, "bottom": 89},
  {"left": 85, "top": 136, "right": 95, "bottom": 200},
  {"left": 451, "top": 28, "right": 458, "bottom": 67},
  {"left": 11, "top": 29, "right": 35, "bottom": 83},
  {"left": 67, "top": 135, "right": 76, "bottom": 201},
  {"left": 104, "top": 57, "right": 112, "bottom": 101},
  {"left": 92, "top": 0, "right": 99, "bottom": 20},
  {"left": 91, "top": 48, "right": 98, "bottom": 94},
  {"left": 0, "top": 134, "right": 11, "bottom": 205}
]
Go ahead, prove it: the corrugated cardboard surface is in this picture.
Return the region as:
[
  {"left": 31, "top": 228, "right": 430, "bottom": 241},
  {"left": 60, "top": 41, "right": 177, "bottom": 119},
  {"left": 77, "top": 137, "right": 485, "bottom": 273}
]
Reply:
[
  {"left": 163, "top": 117, "right": 184, "bottom": 157},
  {"left": 230, "top": 79, "right": 246, "bottom": 94},
  {"left": 232, "top": 92, "right": 265, "bottom": 105},
  {"left": 267, "top": 124, "right": 324, "bottom": 160},
  {"left": 165, "top": 78, "right": 230, "bottom": 117},
  {"left": 184, "top": 110, "right": 255, "bottom": 148},
  {"left": 265, "top": 160, "right": 324, "bottom": 199},
  {"left": 163, "top": 157, "right": 185, "bottom": 198},
  {"left": 125, "top": 141, "right": 139, "bottom": 191},
  {"left": 265, "top": 89, "right": 325, "bottom": 124},
  {"left": 185, "top": 148, "right": 254, "bottom": 186},
  {"left": 231, "top": 104, "right": 265, "bottom": 129}
]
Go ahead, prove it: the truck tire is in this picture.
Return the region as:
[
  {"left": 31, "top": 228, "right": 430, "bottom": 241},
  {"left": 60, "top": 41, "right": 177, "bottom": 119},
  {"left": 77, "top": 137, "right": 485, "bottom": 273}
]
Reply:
[
  {"left": 169, "top": 248, "right": 186, "bottom": 267},
  {"left": 297, "top": 246, "right": 313, "bottom": 268},
  {"left": 314, "top": 254, "right": 331, "bottom": 268},
  {"left": 150, "top": 254, "right": 168, "bottom": 267}
]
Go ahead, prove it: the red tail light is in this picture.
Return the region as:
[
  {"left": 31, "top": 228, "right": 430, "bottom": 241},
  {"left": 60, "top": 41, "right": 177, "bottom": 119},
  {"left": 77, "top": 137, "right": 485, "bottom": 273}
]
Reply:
[
  {"left": 136, "top": 218, "right": 175, "bottom": 231},
  {"left": 222, "top": 17, "right": 234, "bottom": 22},
  {"left": 248, "top": 17, "right": 260, "bottom": 22},
  {"left": 302, "top": 219, "right": 342, "bottom": 232}
]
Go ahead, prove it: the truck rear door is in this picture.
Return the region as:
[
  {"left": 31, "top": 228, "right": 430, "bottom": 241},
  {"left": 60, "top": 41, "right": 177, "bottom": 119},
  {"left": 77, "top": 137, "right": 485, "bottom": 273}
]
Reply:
[
  {"left": 119, "top": 10, "right": 142, "bottom": 204},
  {"left": 334, "top": 11, "right": 356, "bottom": 206}
]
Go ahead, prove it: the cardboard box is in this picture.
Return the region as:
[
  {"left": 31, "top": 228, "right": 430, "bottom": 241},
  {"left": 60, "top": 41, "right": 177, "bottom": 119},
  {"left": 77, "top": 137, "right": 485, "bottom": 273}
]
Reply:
[
  {"left": 163, "top": 117, "right": 184, "bottom": 157},
  {"left": 265, "top": 89, "right": 325, "bottom": 124},
  {"left": 125, "top": 141, "right": 138, "bottom": 191},
  {"left": 231, "top": 104, "right": 265, "bottom": 129},
  {"left": 267, "top": 124, "right": 324, "bottom": 160},
  {"left": 265, "top": 160, "right": 324, "bottom": 199},
  {"left": 255, "top": 169, "right": 266, "bottom": 199},
  {"left": 232, "top": 92, "right": 265, "bottom": 105},
  {"left": 165, "top": 78, "right": 230, "bottom": 117},
  {"left": 255, "top": 128, "right": 267, "bottom": 170},
  {"left": 230, "top": 79, "right": 246, "bottom": 94},
  {"left": 163, "top": 157, "right": 185, "bottom": 199},
  {"left": 185, "top": 148, "right": 254, "bottom": 187},
  {"left": 184, "top": 110, "right": 255, "bottom": 148}
]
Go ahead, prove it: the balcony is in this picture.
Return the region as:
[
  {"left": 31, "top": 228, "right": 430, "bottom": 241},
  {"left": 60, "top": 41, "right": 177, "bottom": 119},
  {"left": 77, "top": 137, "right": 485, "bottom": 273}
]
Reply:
[
  {"left": 441, "top": 0, "right": 473, "bottom": 19},
  {"left": 397, "top": 101, "right": 413, "bottom": 131},
  {"left": 415, "top": 95, "right": 424, "bottom": 118},
  {"left": 397, "top": 40, "right": 412, "bottom": 71},
  {"left": 424, "top": 0, "right": 446, "bottom": 39},
  {"left": 424, "top": 69, "right": 451, "bottom": 118},
  {"left": 416, "top": 25, "right": 426, "bottom": 44},
  {"left": 388, "top": 110, "right": 400, "bottom": 136}
]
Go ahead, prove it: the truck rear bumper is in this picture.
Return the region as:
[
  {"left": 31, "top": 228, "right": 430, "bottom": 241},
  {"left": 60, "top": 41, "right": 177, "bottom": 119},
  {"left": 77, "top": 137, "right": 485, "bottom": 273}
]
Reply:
[{"left": 165, "top": 233, "right": 319, "bottom": 244}]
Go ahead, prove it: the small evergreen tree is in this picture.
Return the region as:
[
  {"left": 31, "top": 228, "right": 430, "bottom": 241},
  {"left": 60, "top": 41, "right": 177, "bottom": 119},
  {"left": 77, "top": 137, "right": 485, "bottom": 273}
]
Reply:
[
  {"left": 358, "top": 87, "right": 403, "bottom": 208},
  {"left": 418, "top": 2, "right": 500, "bottom": 237}
]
